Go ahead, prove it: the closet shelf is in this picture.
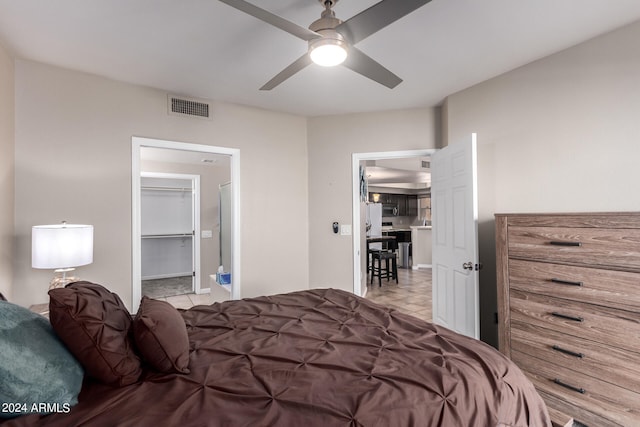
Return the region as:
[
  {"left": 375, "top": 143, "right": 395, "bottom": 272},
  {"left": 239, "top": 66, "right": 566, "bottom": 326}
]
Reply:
[
  {"left": 142, "top": 233, "right": 193, "bottom": 239},
  {"left": 141, "top": 186, "right": 192, "bottom": 192}
]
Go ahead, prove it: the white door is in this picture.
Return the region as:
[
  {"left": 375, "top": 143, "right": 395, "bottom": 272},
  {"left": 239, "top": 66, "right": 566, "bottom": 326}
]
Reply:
[{"left": 431, "top": 134, "right": 479, "bottom": 339}]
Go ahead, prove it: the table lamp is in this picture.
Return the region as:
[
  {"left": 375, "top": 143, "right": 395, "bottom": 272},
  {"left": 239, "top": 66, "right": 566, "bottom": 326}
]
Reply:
[{"left": 32, "top": 222, "right": 94, "bottom": 289}]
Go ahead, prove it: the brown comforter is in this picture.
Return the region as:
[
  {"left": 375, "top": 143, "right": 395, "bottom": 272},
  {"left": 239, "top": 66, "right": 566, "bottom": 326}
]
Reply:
[{"left": 3, "top": 289, "right": 550, "bottom": 426}]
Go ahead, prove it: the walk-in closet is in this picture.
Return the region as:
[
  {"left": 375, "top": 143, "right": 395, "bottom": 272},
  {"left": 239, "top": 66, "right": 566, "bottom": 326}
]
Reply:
[{"left": 141, "top": 175, "right": 196, "bottom": 298}]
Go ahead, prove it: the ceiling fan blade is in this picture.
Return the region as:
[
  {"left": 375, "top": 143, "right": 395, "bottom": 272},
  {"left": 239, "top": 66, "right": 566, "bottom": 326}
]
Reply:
[
  {"left": 336, "top": 0, "right": 432, "bottom": 45},
  {"left": 260, "top": 53, "right": 312, "bottom": 90},
  {"left": 218, "top": 0, "right": 321, "bottom": 41},
  {"left": 342, "top": 46, "right": 402, "bottom": 89}
]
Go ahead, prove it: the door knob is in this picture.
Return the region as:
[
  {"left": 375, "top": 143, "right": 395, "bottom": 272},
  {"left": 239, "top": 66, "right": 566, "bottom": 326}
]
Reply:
[{"left": 462, "top": 262, "right": 473, "bottom": 271}]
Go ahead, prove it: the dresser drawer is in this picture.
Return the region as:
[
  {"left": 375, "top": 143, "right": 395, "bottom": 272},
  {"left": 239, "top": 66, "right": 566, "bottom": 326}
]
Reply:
[
  {"left": 510, "top": 289, "right": 640, "bottom": 355},
  {"left": 514, "top": 351, "right": 640, "bottom": 427},
  {"left": 507, "top": 226, "right": 640, "bottom": 271},
  {"left": 511, "top": 320, "right": 640, "bottom": 393},
  {"left": 508, "top": 258, "right": 640, "bottom": 312}
]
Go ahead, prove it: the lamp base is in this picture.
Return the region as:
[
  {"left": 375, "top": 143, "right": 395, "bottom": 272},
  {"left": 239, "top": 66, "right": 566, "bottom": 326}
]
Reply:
[{"left": 49, "top": 268, "right": 79, "bottom": 290}]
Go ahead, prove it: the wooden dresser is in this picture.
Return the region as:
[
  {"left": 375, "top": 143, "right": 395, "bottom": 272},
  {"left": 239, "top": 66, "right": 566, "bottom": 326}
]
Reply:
[{"left": 495, "top": 212, "right": 640, "bottom": 427}]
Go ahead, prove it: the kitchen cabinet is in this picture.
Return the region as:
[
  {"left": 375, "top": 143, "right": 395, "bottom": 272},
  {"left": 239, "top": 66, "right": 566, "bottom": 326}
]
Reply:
[
  {"left": 370, "top": 192, "right": 419, "bottom": 217},
  {"left": 386, "top": 229, "right": 411, "bottom": 244},
  {"left": 405, "top": 195, "right": 418, "bottom": 216},
  {"left": 369, "top": 192, "right": 394, "bottom": 204},
  {"left": 397, "top": 195, "right": 407, "bottom": 216}
]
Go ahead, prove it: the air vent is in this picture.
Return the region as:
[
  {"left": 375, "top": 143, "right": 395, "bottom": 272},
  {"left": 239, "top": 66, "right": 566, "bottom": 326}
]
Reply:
[{"left": 167, "top": 95, "right": 212, "bottom": 120}]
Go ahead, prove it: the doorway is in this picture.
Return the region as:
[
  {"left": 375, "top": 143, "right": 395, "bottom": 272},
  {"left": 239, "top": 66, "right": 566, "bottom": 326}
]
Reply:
[
  {"left": 351, "top": 149, "right": 436, "bottom": 299},
  {"left": 131, "top": 137, "right": 241, "bottom": 313},
  {"left": 140, "top": 172, "right": 199, "bottom": 298},
  {"left": 353, "top": 136, "right": 480, "bottom": 340}
]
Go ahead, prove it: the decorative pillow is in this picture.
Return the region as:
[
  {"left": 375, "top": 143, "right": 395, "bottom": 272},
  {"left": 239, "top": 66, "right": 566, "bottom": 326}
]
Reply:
[
  {"left": 133, "top": 296, "right": 190, "bottom": 374},
  {"left": 0, "top": 300, "right": 83, "bottom": 418},
  {"left": 48, "top": 281, "right": 142, "bottom": 386}
]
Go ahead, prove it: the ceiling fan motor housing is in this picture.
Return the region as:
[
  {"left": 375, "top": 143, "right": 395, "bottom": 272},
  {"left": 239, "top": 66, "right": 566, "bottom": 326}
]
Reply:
[{"left": 308, "top": 5, "right": 347, "bottom": 54}]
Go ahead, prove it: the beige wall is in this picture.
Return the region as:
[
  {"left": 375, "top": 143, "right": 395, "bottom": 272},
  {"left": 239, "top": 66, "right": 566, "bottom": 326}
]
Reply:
[
  {"left": 445, "top": 20, "right": 640, "bottom": 346},
  {"left": 0, "top": 42, "right": 14, "bottom": 300},
  {"left": 307, "top": 108, "right": 439, "bottom": 291},
  {"left": 13, "top": 60, "right": 309, "bottom": 308}
]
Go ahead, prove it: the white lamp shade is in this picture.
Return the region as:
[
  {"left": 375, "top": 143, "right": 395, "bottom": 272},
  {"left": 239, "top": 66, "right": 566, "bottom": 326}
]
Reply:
[{"left": 32, "top": 224, "right": 94, "bottom": 269}]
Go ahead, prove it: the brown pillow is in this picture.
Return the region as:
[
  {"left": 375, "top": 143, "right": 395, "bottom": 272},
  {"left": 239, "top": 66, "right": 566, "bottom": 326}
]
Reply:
[
  {"left": 48, "top": 281, "right": 142, "bottom": 386},
  {"left": 133, "top": 296, "right": 190, "bottom": 374}
]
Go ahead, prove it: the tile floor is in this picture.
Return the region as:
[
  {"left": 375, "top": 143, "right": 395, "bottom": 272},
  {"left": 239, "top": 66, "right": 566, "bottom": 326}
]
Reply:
[
  {"left": 159, "top": 291, "right": 217, "bottom": 310},
  {"left": 157, "top": 267, "right": 433, "bottom": 322},
  {"left": 142, "top": 276, "right": 193, "bottom": 299},
  {"left": 365, "top": 267, "right": 432, "bottom": 322}
]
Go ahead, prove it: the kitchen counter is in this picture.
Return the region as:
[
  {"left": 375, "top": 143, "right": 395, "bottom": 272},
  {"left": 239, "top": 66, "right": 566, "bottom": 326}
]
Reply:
[{"left": 410, "top": 226, "right": 432, "bottom": 269}]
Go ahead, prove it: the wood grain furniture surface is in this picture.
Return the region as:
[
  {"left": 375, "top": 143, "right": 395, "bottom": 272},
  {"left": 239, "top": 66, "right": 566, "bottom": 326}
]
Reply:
[{"left": 496, "top": 212, "right": 640, "bottom": 427}]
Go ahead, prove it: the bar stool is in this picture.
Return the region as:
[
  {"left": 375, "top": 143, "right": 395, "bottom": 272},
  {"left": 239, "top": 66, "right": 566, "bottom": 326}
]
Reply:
[
  {"left": 370, "top": 240, "right": 398, "bottom": 287},
  {"left": 367, "top": 242, "right": 383, "bottom": 274}
]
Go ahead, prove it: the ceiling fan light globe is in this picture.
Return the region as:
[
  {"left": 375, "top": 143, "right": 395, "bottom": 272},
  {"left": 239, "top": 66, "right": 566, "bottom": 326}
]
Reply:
[{"left": 309, "top": 41, "right": 347, "bottom": 67}]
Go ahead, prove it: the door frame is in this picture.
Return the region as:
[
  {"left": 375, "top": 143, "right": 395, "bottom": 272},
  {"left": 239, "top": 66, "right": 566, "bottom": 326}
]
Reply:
[
  {"left": 351, "top": 149, "right": 437, "bottom": 297},
  {"left": 140, "top": 172, "right": 200, "bottom": 294},
  {"left": 132, "top": 136, "right": 241, "bottom": 313}
]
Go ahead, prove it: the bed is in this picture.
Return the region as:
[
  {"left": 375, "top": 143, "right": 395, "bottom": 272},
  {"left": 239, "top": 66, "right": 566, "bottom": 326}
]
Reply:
[{"left": 0, "top": 284, "right": 550, "bottom": 426}]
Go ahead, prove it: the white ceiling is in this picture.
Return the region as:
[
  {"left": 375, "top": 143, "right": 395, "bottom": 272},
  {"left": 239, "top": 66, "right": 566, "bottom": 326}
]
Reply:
[
  {"left": 366, "top": 157, "right": 431, "bottom": 189},
  {"left": 1, "top": 1, "right": 640, "bottom": 117}
]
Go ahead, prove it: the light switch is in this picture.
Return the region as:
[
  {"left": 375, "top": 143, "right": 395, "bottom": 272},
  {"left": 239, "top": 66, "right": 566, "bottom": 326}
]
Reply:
[
  {"left": 201, "top": 230, "right": 213, "bottom": 238},
  {"left": 340, "top": 224, "right": 352, "bottom": 236}
]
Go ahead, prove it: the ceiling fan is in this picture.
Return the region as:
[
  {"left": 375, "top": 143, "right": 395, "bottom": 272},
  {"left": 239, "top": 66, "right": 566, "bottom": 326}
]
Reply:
[{"left": 218, "top": 0, "right": 432, "bottom": 90}]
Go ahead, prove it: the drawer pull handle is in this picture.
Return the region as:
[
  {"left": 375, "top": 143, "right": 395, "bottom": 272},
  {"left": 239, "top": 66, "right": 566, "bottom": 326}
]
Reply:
[
  {"left": 551, "top": 278, "right": 583, "bottom": 287},
  {"left": 549, "top": 241, "right": 582, "bottom": 247},
  {"left": 551, "top": 312, "right": 584, "bottom": 322},
  {"left": 552, "top": 345, "right": 584, "bottom": 359},
  {"left": 553, "top": 378, "right": 585, "bottom": 394}
]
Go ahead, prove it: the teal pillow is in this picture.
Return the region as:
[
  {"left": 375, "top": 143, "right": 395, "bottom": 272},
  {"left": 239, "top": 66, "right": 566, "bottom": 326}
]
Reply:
[{"left": 0, "top": 301, "right": 84, "bottom": 418}]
